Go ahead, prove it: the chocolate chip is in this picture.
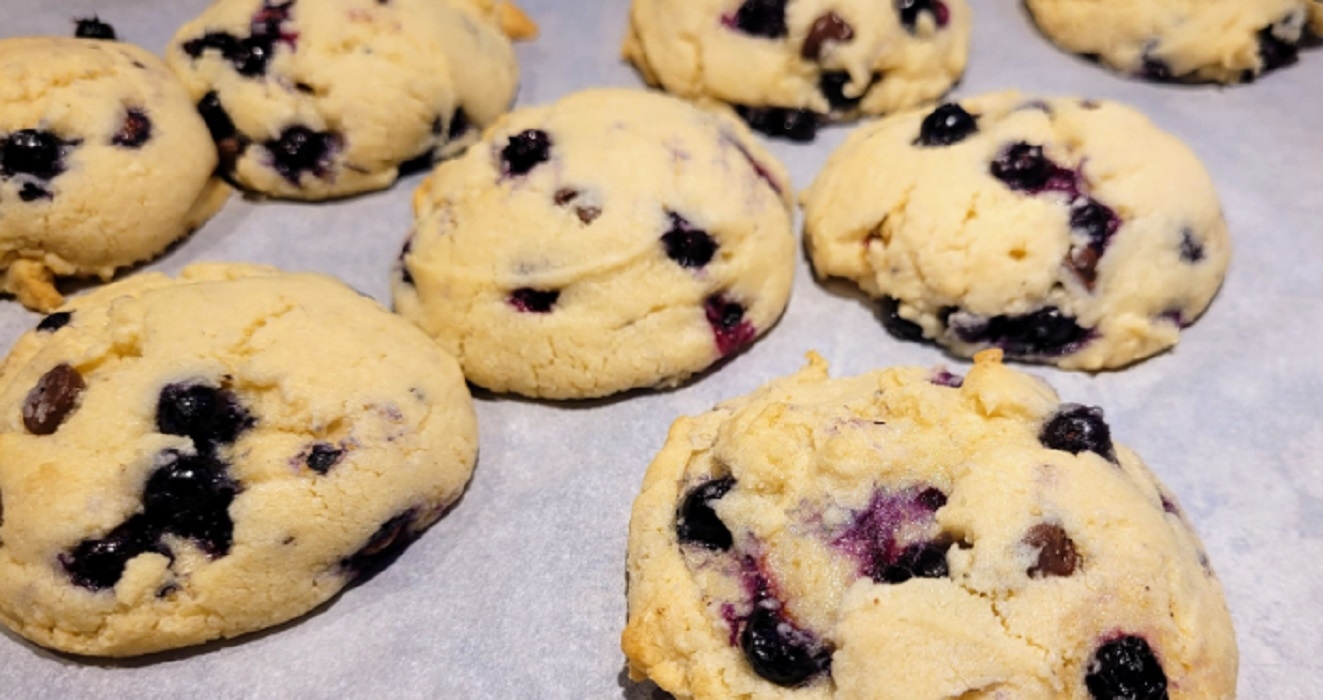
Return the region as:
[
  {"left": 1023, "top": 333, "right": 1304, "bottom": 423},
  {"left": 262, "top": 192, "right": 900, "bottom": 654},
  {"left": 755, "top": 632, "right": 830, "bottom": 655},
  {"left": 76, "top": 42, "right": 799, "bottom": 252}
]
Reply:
[
  {"left": 802, "top": 12, "right": 854, "bottom": 60},
  {"left": 1024, "top": 522, "right": 1079, "bottom": 577},
  {"left": 23, "top": 363, "right": 86, "bottom": 435}
]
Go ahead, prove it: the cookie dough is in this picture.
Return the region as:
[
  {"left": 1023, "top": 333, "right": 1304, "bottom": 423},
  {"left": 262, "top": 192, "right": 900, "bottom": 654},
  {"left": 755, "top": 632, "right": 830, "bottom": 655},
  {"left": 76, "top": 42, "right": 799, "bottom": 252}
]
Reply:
[
  {"left": 0, "top": 34, "right": 228, "bottom": 312},
  {"left": 394, "top": 88, "right": 796, "bottom": 399},
  {"left": 802, "top": 91, "right": 1230, "bottom": 370},
  {"left": 0, "top": 264, "right": 478, "bottom": 656},
  {"left": 166, "top": 0, "right": 536, "bottom": 200},
  {"left": 1025, "top": 0, "right": 1315, "bottom": 83},
  {"left": 622, "top": 350, "right": 1237, "bottom": 699},
  {"left": 622, "top": 0, "right": 971, "bottom": 141}
]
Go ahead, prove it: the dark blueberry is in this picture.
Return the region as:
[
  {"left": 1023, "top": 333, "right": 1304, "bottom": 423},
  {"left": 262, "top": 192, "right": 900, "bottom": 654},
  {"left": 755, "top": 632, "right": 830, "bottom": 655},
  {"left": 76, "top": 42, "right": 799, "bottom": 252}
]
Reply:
[
  {"left": 1257, "top": 24, "right": 1300, "bottom": 74},
  {"left": 18, "top": 183, "right": 51, "bottom": 202},
  {"left": 1085, "top": 635, "right": 1169, "bottom": 700},
  {"left": 305, "top": 443, "right": 344, "bottom": 474},
  {"left": 818, "top": 71, "right": 868, "bottom": 112},
  {"left": 989, "top": 142, "right": 1054, "bottom": 192},
  {"left": 156, "top": 383, "right": 253, "bottom": 450},
  {"left": 398, "top": 238, "right": 415, "bottom": 286},
  {"left": 60, "top": 516, "right": 160, "bottom": 591},
  {"left": 676, "top": 476, "right": 735, "bottom": 551},
  {"left": 181, "top": 32, "right": 274, "bottom": 77},
  {"left": 916, "top": 487, "right": 947, "bottom": 511},
  {"left": 740, "top": 606, "right": 831, "bottom": 687},
  {"left": 802, "top": 12, "right": 854, "bottom": 60},
  {"left": 2, "top": 130, "right": 68, "bottom": 180},
  {"left": 952, "top": 307, "right": 1090, "bottom": 357},
  {"left": 250, "top": 1, "right": 295, "bottom": 41},
  {"left": 1040, "top": 403, "right": 1116, "bottom": 462},
  {"left": 731, "top": 0, "right": 789, "bottom": 39},
  {"left": 267, "top": 125, "right": 337, "bottom": 183},
  {"left": 1179, "top": 229, "right": 1204, "bottom": 263},
  {"left": 705, "top": 294, "right": 757, "bottom": 356},
  {"left": 662, "top": 213, "right": 717, "bottom": 268},
  {"left": 734, "top": 106, "right": 819, "bottom": 143},
  {"left": 1140, "top": 55, "right": 1173, "bottom": 82},
  {"left": 929, "top": 370, "right": 963, "bottom": 388},
  {"left": 74, "top": 16, "right": 117, "bottom": 41},
  {"left": 340, "top": 510, "right": 417, "bottom": 576},
  {"left": 197, "top": 92, "right": 237, "bottom": 141},
  {"left": 1024, "top": 523, "right": 1079, "bottom": 577},
  {"left": 1071, "top": 199, "right": 1120, "bottom": 249},
  {"left": 36, "top": 311, "right": 72, "bottom": 332},
  {"left": 143, "top": 451, "right": 238, "bottom": 556},
  {"left": 878, "top": 297, "right": 925, "bottom": 342},
  {"left": 501, "top": 129, "right": 552, "bottom": 176},
  {"left": 509, "top": 288, "right": 559, "bottom": 313},
  {"left": 447, "top": 107, "right": 470, "bottom": 141},
  {"left": 875, "top": 538, "right": 951, "bottom": 584},
  {"left": 112, "top": 109, "right": 152, "bottom": 148},
  {"left": 22, "top": 363, "right": 85, "bottom": 435},
  {"left": 916, "top": 103, "right": 978, "bottom": 147},
  {"left": 896, "top": 0, "right": 950, "bottom": 32}
]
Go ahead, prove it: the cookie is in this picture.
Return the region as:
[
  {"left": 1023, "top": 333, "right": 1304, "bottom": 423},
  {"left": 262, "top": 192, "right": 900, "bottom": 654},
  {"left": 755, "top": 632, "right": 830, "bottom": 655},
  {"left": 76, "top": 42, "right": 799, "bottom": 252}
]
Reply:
[
  {"left": 0, "top": 264, "right": 478, "bottom": 656},
  {"left": 622, "top": 350, "right": 1237, "bottom": 699},
  {"left": 0, "top": 34, "right": 229, "bottom": 312},
  {"left": 802, "top": 91, "right": 1230, "bottom": 370},
  {"left": 394, "top": 88, "right": 796, "bottom": 399},
  {"left": 165, "top": 0, "right": 536, "bottom": 200},
  {"left": 622, "top": 0, "right": 971, "bottom": 141},
  {"left": 1025, "top": 0, "right": 1315, "bottom": 83}
]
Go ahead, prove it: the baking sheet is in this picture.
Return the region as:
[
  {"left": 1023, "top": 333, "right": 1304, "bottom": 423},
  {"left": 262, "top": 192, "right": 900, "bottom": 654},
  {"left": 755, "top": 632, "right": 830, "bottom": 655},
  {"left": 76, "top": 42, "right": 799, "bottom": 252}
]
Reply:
[{"left": 0, "top": 0, "right": 1320, "bottom": 697}]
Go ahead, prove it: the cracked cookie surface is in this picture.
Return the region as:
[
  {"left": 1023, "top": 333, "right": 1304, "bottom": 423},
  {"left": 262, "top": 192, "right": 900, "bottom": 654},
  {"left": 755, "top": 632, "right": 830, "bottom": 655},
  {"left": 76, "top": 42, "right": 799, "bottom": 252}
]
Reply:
[
  {"left": 0, "top": 36, "right": 228, "bottom": 311},
  {"left": 622, "top": 0, "right": 970, "bottom": 141},
  {"left": 622, "top": 350, "right": 1236, "bottom": 699},
  {"left": 802, "top": 91, "right": 1230, "bottom": 370},
  {"left": 165, "top": 0, "right": 534, "bottom": 200},
  {"left": 1025, "top": 0, "right": 1317, "bottom": 83},
  {"left": 0, "top": 264, "right": 477, "bottom": 656},
  {"left": 394, "top": 88, "right": 796, "bottom": 399}
]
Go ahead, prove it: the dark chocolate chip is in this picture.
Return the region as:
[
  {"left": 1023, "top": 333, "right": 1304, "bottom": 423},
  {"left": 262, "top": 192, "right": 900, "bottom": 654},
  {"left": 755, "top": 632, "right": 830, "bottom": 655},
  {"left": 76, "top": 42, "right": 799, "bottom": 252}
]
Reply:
[
  {"left": 802, "top": 12, "right": 854, "bottom": 60},
  {"left": 1024, "top": 522, "right": 1080, "bottom": 577},
  {"left": 36, "top": 311, "right": 72, "bottom": 332},
  {"left": 112, "top": 109, "right": 152, "bottom": 148},
  {"left": 23, "top": 363, "right": 86, "bottom": 435},
  {"left": 74, "top": 16, "right": 117, "bottom": 41}
]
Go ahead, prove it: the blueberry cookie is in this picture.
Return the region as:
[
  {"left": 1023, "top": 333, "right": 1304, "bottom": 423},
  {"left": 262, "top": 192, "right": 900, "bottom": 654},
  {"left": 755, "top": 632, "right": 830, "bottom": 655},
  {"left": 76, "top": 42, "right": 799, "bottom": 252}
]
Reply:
[
  {"left": 394, "top": 89, "right": 795, "bottom": 399},
  {"left": 622, "top": 350, "right": 1237, "bottom": 699},
  {"left": 622, "top": 0, "right": 971, "bottom": 141},
  {"left": 1025, "top": 0, "right": 1315, "bottom": 83},
  {"left": 165, "top": 0, "right": 536, "bottom": 200},
  {"left": 0, "top": 264, "right": 478, "bottom": 656},
  {"left": 802, "top": 91, "right": 1230, "bottom": 370},
  {"left": 0, "top": 34, "right": 229, "bottom": 312}
]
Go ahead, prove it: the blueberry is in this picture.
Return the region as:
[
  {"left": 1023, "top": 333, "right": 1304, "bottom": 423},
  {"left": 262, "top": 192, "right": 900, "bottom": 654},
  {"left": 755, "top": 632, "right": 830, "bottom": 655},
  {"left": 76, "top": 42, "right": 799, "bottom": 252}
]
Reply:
[
  {"left": 74, "top": 16, "right": 117, "bottom": 41},
  {"left": 731, "top": 0, "right": 789, "bottom": 38},
  {"left": 878, "top": 297, "right": 925, "bottom": 342},
  {"left": 501, "top": 129, "right": 551, "bottom": 176},
  {"left": 1040, "top": 403, "right": 1116, "bottom": 462},
  {"left": 818, "top": 71, "right": 868, "bottom": 112},
  {"left": 916, "top": 487, "right": 948, "bottom": 511},
  {"left": 447, "top": 107, "right": 470, "bottom": 140},
  {"left": 143, "top": 451, "right": 239, "bottom": 556},
  {"left": 740, "top": 606, "right": 831, "bottom": 687},
  {"left": 801, "top": 12, "right": 854, "bottom": 60},
  {"left": 305, "top": 443, "right": 344, "bottom": 474},
  {"left": 875, "top": 538, "right": 951, "bottom": 584},
  {"left": 951, "top": 307, "right": 1090, "bottom": 358},
  {"left": 36, "top": 311, "right": 72, "bottom": 332},
  {"left": 896, "top": 0, "right": 950, "bottom": 32},
  {"left": 1070, "top": 199, "right": 1119, "bottom": 249},
  {"left": 18, "top": 183, "right": 51, "bottom": 201},
  {"left": 734, "top": 106, "right": 819, "bottom": 142},
  {"left": 916, "top": 103, "right": 978, "bottom": 147},
  {"left": 1085, "top": 635, "right": 1168, "bottom": 700},
  {"left": 509, "top": 288, "right": 559, "bottom": 313},
  {"left": 676, "top": 476, "right": 735, "bottom": 551},
  {"left": 1024, "top": 523, "right": 1079, "bottom": 577},
  {"left": 60, "top": 516, "right": 160, "bottom": 591},
  {"left": 156, "top": 383, "right": 253, "bottom": 450},
  {"left": 197, "top": 92, "right": 237, "bottom": 142},
  {"left": 22, "top": 364, "right": 86, "bottom": 435},
  {"left": 267, "top": 125, "right": 337, "bottom": 183},
  {"left": 662, "top": 213, "right": 717, "bottom": 268},
  {"left": 1257, "top": 24, "right": 1300, "bottom": 74},
  {"left": 989, "top": 142, "right": 1054, "bottom": 192},
  {"left": 340, "top": 510, "right": 417, "bottom": 577},
  {"left": 705, "top": 294, "right": 757, "bottom": 356},
  {"left": 1139, "top": 55, "right": 1173, "bottom": 82},
  {"left": 1179, "top": 229, "right": 1205, "bottom": 263},
  {"left": 112, "top": 109, "right": 152, "bottom": 148},
  {"left": 2, "top": 130, "right": 68, "bottom": 180}
]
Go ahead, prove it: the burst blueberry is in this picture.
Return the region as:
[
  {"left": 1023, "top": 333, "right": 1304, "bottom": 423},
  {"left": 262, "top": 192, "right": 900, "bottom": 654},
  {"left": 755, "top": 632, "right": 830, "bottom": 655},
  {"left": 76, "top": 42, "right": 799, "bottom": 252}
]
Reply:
[
  {"left": 267, "top": 125, "right": 337, "bottom": 183},
  {"left": 676, "top": 477, "right": 735, "bottom": 551},
  {"left": 156, "top": 382, "right": 253, "bottom": 450},
  {"left": 143, "top": 451, "right": 239, "bottom": 556}
]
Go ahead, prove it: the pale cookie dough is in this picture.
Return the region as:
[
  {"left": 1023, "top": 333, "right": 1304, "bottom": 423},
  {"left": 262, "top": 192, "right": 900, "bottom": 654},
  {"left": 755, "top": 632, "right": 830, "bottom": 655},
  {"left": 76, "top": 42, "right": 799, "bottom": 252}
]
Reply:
[
  {"left": 394, "top": 88, "right": 796, "bottom": 400},
  {"left": 622, "top": 350, "right": 1237, "bottom": 699},
  {"left": 802, "top": 91, "right": 1230, "bottom": 370},
  {"left": 0, "top": 34, "right": 228, "bottom": 312},
  {"left": 166, "top": 0, "right": 536, "bottom": 200},
  {"left": 622, "top": 0, "right": 971, "bottom": 141},
  {"left": 0, "top": 264, "right": 478, "bottom": 656},
  {"left": 1025, "top": 0, "right": 1316, "bottom": 83}
]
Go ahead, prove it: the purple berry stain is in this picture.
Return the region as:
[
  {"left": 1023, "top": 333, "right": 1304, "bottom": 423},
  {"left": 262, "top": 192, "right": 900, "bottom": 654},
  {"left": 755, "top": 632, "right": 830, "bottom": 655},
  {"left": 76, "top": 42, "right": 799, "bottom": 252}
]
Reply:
[
  {"left": 509, "top": 288, "right": 559, "bottom": 313},
  {"left": 704, "top": 294, "right": 756, "bottom": 356},
  {"left": 832, "top": 486, "right": 951, "bottom": 584},
  {"left": 724, "top": 135, "right": 784, "bottom": 196},
  {"left": 989, "top": 142, "right": 1076, "bottom": 194}
]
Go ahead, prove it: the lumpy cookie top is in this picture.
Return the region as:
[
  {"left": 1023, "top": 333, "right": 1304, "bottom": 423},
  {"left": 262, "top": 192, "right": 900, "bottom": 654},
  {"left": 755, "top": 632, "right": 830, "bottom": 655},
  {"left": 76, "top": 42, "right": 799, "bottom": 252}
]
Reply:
[
  {"left": 802, "top": 91, "right": 1230, "bottom": 370},
  {"left": 1025, "top": 0, "right": 1315, "bottom": 83},
  {"left": 0, "top": 35, "right": 228, "bottom": 311},
  {"left": 166, "top": 0, "right": 535, "bottom": 200},
  {"left": 622, "top": 351, "right": 1236, "bottom": 699},
  {"left": 394, "top": 88, "right": 796, "bottom": 400},
  {"left": 0, "top": 264, "right": 478, "bottom": 656},
  {"left": 622, "top": 0, "right": 970, "bottom": 142}
]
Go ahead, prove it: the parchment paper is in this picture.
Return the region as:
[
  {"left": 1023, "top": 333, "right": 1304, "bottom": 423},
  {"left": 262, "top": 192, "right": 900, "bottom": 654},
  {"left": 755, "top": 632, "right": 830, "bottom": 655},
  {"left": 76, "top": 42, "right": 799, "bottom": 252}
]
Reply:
[{"left": 0, "top": 1, "right": 1319, "bottom": 697}]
